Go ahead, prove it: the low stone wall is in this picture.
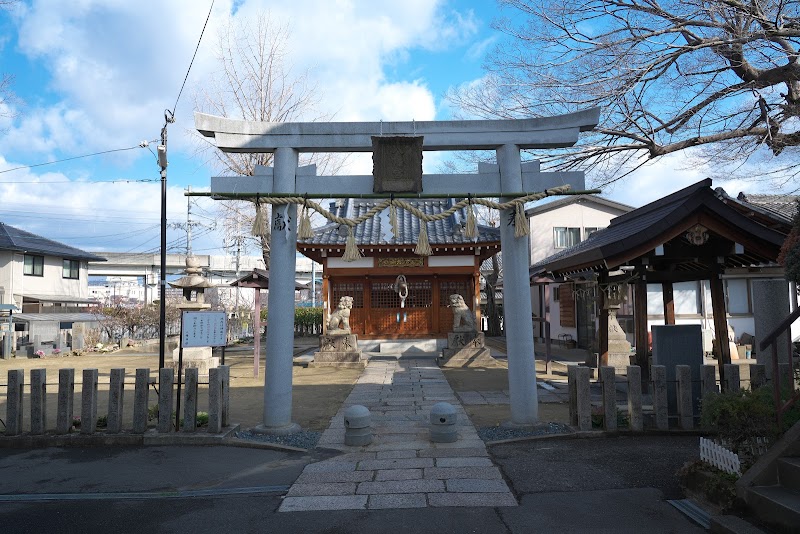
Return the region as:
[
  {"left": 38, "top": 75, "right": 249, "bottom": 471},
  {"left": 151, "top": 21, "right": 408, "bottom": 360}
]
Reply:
[
  {"left": 3, "top": 366, "right": 231, "bottom": 436},
  {"left": 568, "top": 363, "right": 768, "bottom": 431}
]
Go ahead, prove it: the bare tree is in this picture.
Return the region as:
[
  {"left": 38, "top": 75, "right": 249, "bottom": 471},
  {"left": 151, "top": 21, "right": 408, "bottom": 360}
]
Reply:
[
  {"left": 193, "top": 12, "right": 345, "bottom": 266},
  {"left": 448, "top": 0, "right": 800, "bottom": 186}
]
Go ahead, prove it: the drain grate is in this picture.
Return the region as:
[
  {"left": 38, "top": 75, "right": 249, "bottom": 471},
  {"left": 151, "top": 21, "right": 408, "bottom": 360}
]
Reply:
[{"left": 667, "top": 498, "right": 711, "bottom": 529}]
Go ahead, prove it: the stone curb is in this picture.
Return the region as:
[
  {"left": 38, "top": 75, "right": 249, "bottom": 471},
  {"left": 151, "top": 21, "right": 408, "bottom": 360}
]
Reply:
[{"left": 485, "top": 428, "right": 711, "bottom": 446}]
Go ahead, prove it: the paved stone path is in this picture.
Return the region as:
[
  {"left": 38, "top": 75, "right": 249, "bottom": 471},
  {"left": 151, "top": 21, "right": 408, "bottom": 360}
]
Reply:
[{"left": 279, "top": 356, "right": 517, "bottom": 511}]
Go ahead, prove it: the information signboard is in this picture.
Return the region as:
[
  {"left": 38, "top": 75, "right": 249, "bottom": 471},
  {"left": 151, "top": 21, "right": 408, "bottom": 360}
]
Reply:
[{"left": 181, "top": 311, "right": 228, "bottom": 348}]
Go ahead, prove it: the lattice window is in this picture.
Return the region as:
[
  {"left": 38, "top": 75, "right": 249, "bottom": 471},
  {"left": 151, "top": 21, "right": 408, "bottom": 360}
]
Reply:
[
  {"left": 439, "top": 280, "right": 471, "bottom": 307},
  {"left": 331, "top": 282, "right": 364, "bottom": 308},
  {"left": 405, "top": 280, "right": 432, "bottom": 308},
  {"left": 370, "top": 281, "right": 400, "bottom": 309}
]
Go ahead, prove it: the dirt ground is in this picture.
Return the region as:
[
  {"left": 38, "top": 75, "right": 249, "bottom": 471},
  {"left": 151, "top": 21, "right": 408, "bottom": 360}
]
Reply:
[{"left": 0, "top": 347, "right": 568, "bottom": 434}]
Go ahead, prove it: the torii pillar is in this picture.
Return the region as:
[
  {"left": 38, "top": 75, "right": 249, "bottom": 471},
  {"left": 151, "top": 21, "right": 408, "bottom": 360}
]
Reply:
[{"left": 195, "top": 110, "right": 600, "bottom": 431}]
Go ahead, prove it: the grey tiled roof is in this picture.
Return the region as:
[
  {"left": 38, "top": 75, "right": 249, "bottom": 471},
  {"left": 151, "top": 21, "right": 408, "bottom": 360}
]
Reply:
[
  {"left": 301, "top": 199, "right": 501, "bottom": 246},
  {"left": 0, "top": 223, "right": 106, "bottom": 261},
  {"left": 735, "top": 192, "right": 798, "bottom": 222}
]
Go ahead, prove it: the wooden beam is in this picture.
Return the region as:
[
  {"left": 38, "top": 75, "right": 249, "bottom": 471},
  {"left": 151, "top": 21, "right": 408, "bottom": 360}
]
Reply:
[
  {"left": 642, "top": 270, "right": 712, "bottom": 283},
  {"left": 709, "top": 271, "right": 731, "bottom": 389},
  {"left": 662, "top": 282, "right": 676, "bottom": 325},
  {"left": 634, "top": 277, "right": 649, "bottom": 374}
]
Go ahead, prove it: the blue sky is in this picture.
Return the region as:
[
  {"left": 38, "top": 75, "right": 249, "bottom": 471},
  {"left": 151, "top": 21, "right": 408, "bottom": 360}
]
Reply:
[{"left": 0, "top": 0, "right": 770, "bottom": 259}]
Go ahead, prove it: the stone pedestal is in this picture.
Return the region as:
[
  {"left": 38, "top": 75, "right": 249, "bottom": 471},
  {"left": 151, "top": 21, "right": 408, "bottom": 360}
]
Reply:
[
  {"left": 605, "top": 303, "right": 633, "bottom": 370},
  {"left": 440, "top": 332, "right": 496, "bottom": 368},
  {"left": 172, "top": 347, "right": 219, "bottom": 379},
  {"left": 311, "top": 334, "right": 365, "bottom": 368}
]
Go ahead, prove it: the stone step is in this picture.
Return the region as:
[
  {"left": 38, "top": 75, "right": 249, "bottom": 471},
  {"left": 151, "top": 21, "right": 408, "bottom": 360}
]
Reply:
[
  {"left": 377, "top": 339, "right": 444, "bottom": 353},
  {"left": 778, "top": 457, "right": 800, "bottom": 491},
  {"left": 746, "top": 484, "right": 800, "bottom": 533}
]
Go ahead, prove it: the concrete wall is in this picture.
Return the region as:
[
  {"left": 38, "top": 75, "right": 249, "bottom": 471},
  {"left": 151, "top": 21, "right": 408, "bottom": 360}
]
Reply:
[{"left": 0, "top": 251, "right": 91, "bottom": 307}]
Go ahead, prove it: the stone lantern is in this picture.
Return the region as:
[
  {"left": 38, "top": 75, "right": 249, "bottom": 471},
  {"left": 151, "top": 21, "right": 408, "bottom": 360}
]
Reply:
[
  {"left": 168, "top": 256, "right": 219, "bottom": 377},
  {"left": 604, "top": 282, "right": 633, "bottom": 370}
]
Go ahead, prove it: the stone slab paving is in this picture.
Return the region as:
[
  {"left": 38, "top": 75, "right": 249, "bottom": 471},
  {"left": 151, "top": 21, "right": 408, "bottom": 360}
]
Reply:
[
  {"left": 279, "top": 357, "right": 517, "bottom": 511},
  {"left": 457, "top": 383, "right": 568, "bottom": 405}
]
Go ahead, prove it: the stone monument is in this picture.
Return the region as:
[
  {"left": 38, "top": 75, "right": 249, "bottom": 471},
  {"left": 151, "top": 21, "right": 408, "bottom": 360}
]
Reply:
[
  {"left": 168, "top": 256, "right": 219, "bottom": 378},
  {"left": 604, "top": 283, "right": 633, "bottom": 370},
  {"left": 440, "top": 294, "right": 496, "bottom": 367},
  {"left": 312, "top": 296, "right": 364, "bottom": 368}
]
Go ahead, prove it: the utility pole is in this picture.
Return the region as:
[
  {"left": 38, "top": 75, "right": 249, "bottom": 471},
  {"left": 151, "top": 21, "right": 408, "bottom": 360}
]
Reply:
[
  {"left": 186, "top": 185, "right": 193, "bottom": 256},
  {"left": 157, "top": 118, "right": 171, "bottom": 371}
]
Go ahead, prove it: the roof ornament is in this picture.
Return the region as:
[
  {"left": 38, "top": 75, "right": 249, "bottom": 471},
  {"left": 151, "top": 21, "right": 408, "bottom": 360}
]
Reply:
[{"left": 686, "top": 224, "right": 710, "bottom": 246}]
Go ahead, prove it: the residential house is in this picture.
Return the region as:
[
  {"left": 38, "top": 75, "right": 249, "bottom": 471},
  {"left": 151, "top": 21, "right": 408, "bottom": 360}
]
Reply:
[{"left": 0, "top": 222, "right": 105, "bottom": 353}]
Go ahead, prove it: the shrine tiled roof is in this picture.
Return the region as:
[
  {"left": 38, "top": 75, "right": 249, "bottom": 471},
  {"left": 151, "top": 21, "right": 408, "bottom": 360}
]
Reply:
[{"left": 301, "top": 198, "right": 501, "bottom": 246}]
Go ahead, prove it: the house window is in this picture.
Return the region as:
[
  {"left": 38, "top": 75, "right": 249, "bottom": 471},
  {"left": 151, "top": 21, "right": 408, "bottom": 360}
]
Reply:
[
  {"left": 554, "top": 227, "right": 581, "bottom": 248},
  {"left": 725, "top": 278, "right": 750, "bottom": 314},
  {"left": 63, "top": 259, "right": 80, "bottom": 279},
  {"left": 23, "top": 255, "right": 44, "bottom": 277},
  {"left": 584, "top": 227, "right": 599, "bottom": 239}
]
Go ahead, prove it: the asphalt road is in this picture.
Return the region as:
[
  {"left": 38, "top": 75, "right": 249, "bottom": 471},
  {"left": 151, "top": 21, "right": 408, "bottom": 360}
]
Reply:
[{"left": 0, "top": 435, "right": 704, "bottom": 533}]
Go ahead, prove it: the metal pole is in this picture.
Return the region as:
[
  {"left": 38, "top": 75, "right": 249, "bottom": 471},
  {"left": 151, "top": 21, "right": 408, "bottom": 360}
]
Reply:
[
  {"left": 176, "top": 314, "right": 184, "bottom": 432},
  {"left": 159, "top": 167, "right": 167, "bottom": 371}
]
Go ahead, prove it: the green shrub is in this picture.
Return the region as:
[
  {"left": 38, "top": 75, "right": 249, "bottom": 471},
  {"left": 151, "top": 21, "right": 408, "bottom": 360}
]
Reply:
[
  {"left": 261, "top": 307, "right": 323, "bottom": 335},
  {"left": 196, "top": 412, "right": 209, "bottom": 427},
  {"left": 96, "top": 415, "right": 108, "bottom": 428}
]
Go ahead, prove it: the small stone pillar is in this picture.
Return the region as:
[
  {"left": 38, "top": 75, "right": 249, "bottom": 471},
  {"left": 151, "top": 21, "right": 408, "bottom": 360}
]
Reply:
[
  {"left": 107, "top": 368, "right": 125, "bottom": 434},
  {"left": 575, "top": 366, "right": 592, "bottom": 431},
  {"left": 132, "top": 368, "right": 150, "bottom": 434},
  {"left": 753, "top": 280, "right": 791, "bottom": 379},
  {"left": 627, "top": 365, "right": 643, "bottom": 431},
  {"left": 6, "top": 369, "right": 23, "bottom": 435},
  {"left": 56, "top": 369, "right": 75, "bottom": 434},
  {"left": 439, "top": 295, "right": 495, "bottom": 368},
  {"left": 724, "top": 364, "right": 741, "bottom": 393},
  {"left": 220, "top": 365, "right": 230, "bottom": 427},
  {"left": 81, "top": 369, "right": 98, "bottom": 435},
  {"left": 158, "top": 368, "right": 174, "bottom": 433},
  {"left": 208, "top": 367, "right": 223, "bottom": 433},
  {"left": 182, "top": 368, "right": 199, "bottom": 432},
  {"left": 600, "top": 366, "right": 617, "bottom": 431},
  {"left": 430, "top": 402, "right": 458, "bottom": 443},
  {"left": 30, "top": 369, "right": 46, "bottom": 435},
  {"left": 343, "top": 405, "right": 372, "bottom": 446},
  {"left": 749, "top": 364, "right": 766, "bottom": 390},
  {"left": 568, "top": 366, "right": 578, "bottom": 426},
  {"left": 676, "top": 365, "right": 694, "bottom": 430},
  {"left": 652, "top": 365, "right": 668, "bottom": 431},
  {"left": 701, "top": 365, "right": 718, "bottom": 399}
]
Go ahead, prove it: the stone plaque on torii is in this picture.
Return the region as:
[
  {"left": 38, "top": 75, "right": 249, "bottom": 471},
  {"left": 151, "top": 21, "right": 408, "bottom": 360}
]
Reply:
[{"left": 195, "top": 109, "right": 599, "bottom": 433}]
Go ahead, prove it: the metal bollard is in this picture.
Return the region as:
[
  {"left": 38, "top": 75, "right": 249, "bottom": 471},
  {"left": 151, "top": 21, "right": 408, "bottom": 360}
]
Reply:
[
  {"left": 430, "top": 402, "right": 458, "bottom": 443},
  {"left": 343, "top": 405, "right": 372, "bottom": 446}
]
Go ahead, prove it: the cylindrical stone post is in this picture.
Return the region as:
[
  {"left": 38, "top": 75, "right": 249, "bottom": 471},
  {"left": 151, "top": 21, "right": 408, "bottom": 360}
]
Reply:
[
  {"left": 183, "top": 368, "right": 198, "bottom": 432},
  {"left": 676, "top": 365, "right": 694, "bottom": 430},
  {"left": 627, "top": 365, "right": 643, "bottom": 431},
  {"left": 568, "top": 365, "right": 578, "bottom": 426},
  {"left": 749, "top": 364, "right": 766, "bottom": 390},
  {"left": 429, "top": 402, "right": 457, "bottom": 443},
  {"left": 107, "top": 368, "right": 125, "bottom": 434},
  {"left": 652, "top": 365, "right": 668, "bottom": 431},
  {"left": 575, "top": 366, "right": 592, "bottom": 431},
  {"left": 158, "top": 368, "right": 174, "bottom": 433},
  {"left": 30, "top": 369, "right": 47, "bottom": 435},
  {"left": 208, "top": 367, "right": 223, "bottom": 434},
  {"left": 497, "top": 143, "right": 538, "bottom": 424},
  {"left": 56, "top": 368, "right": 75, "bottom": 434},
  {"left": 701, "top": 365, "right": 718, "bottom": 399},
  {"left": 132, "top": 369, "right": 150, "bottom": 434},
  {"left": 344, "top": 404, "right": 373, "bottom": 445},
  {"left": 258, "top": 147, "right": 301, "bottom": 435},
  {"left": 81, "top": 369, "right": 98, "bottom": 435},
  {"left": 6, "top": 369, "right": 23, "bottom": 435},
  {"left": 724, "top": 364, "right": 740, "bottom": 393},
  {"left": 220, "top": 365, "right": 230, "bottom": 428},
  {"left": 600, "top": 366, "right": 617, "bottom": 431}
]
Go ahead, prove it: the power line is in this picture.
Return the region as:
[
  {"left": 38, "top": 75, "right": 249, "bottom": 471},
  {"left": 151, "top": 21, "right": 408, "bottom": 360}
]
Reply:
[
  {"left": 0, "top": 143, "right": 153, "bottom": 175},
  {"left": 171, "top": 0, "right": 215, "bottom": 116}
]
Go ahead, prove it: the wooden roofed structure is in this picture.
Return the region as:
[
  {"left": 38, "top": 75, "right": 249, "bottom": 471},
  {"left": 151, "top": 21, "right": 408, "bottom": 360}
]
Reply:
[{"left": 530, "top": 179, "right": 792, "bottom": 384}]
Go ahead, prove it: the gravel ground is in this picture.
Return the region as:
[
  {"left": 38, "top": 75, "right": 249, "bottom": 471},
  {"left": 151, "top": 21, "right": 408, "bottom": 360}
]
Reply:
[
  {"left": 478, "top": 422, "right": 573, "bottom": 442},
  {"left": 234, "top": 429, "right": 321, "bottom": 449}
]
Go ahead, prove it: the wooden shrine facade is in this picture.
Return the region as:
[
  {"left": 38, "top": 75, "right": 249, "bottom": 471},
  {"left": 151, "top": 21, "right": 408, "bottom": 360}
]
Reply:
[{"left": 299, "top": 198, "right": 501, "bottom": 338}]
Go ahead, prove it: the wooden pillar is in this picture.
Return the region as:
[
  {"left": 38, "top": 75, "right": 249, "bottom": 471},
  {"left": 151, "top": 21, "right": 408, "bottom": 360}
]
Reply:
[
  {"left": 253, "top": 289, "right": 261, "bottom": 378},
  {"left": 432, "top": 275, "right": 440, "bottom": 334},
  {"left": 598, "top": 274, "right": 609, "bottom": 367},
  {"left": 321, "top": 273, "right": 330, "bottom": 334},
  {"left": 473, "top": 269, "right": 482, "bottom": 328},
  {"left": 709, "top": 271, "right": 731, "bottom": 388},
  {"left": 634, "top": 277, "right": 649, "bottom": 375},
  {"left": 662, "top": 282, "right": 675, "bottom": 325}
]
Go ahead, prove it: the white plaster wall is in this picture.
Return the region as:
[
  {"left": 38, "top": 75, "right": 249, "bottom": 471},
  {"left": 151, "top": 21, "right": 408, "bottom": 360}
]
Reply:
[
  {"left": 327, "top": 257, "right": 374, "bottom": 269},
  {"left": 428, "top": 256, "right": 473, "bottom": 267},
  {"left": 10, "top": 255, "right": 89, "bottom": 301},
  {"left": 529, "top": 202, "right": 628, "bottom": 265},
  {"left": 0, "top": 251, "right": 12, "bottom": 305}
]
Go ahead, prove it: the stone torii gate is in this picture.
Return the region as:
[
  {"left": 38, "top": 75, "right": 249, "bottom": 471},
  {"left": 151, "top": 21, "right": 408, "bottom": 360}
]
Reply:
[{"left": 195, "top": 109, "right": 600, "bottom": 434}]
